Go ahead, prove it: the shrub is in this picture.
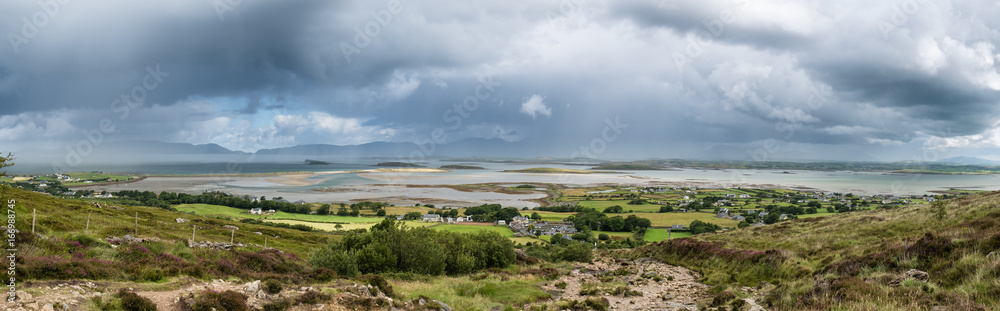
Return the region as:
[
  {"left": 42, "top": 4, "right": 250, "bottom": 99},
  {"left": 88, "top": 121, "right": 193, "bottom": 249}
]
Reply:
[
  {"left": 598, "top": 233, "right": 610, "bottom": 241},
  {"left": 117, "top": 289, "right": 157, "bottom": 311},
  {"left": 262, "top": 299, "right": 290, "bottom": 311},
  {"left": 264, "top": 279, "right": 283, "bottom": 294},
  {"left": 295, "top": 290, "right": 331, "bottom": 305},
  {"left": 191, "top": 290, "right": 248, "bottom": 311}
]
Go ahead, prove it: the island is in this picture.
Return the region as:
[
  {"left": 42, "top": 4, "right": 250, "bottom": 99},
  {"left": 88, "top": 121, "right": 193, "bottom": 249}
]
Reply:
[
  {"left": 304, "top": 159, "right": 331, "bottom": 165},
  {"left": 502, "top": 167, "right": 622, "bottom": 174},
  {"left": 375, "top": 162, "right": 423, "bottom": 167},
  {"left": 440, "top": 164, "right": 485, "bottom": 170}
]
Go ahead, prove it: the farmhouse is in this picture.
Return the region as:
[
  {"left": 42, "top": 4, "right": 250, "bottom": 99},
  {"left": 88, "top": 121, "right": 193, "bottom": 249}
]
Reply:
[
  {"left": 422, "top": 214, "right": 442, "bottom": 222},
  {"left": 249, "top": 208, "right": 263, "bottom": 215}
]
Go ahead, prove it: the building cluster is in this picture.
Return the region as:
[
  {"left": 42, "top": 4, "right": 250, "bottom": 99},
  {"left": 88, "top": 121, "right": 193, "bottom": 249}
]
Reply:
[{"left": 508, "top": 215, "right": 577, "bottom": 237}]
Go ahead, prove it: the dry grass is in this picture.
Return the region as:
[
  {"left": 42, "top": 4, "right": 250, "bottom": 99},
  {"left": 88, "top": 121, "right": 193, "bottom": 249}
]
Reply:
[{"left": 638, "top": 191, "right": 1000, "bottom": 310}]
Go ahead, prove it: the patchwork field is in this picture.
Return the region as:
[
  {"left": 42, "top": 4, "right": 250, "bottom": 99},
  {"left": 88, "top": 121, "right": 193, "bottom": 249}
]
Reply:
[{"left": 174, "top": 203, "right": 384, "bottom": 224}]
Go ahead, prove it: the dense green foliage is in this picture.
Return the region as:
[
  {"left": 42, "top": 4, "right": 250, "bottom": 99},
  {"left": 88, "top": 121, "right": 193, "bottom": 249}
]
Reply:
[
  {"left": 688, "top": 220, "right": 721, "bottom": 234},
  {"left": 462, "top": 204, "right": 521, "bottom": 222},
  {"left": 310, "top": 219, "right": 515, "bottom": 276},
  {"left": 565, "top": 208, "right": 651, "bottom": 232}
]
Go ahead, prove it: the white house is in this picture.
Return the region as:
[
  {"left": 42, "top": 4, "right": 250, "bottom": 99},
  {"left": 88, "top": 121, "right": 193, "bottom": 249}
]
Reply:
[{"left": 250, "top": 208, "right": 263, "bottom": 215}]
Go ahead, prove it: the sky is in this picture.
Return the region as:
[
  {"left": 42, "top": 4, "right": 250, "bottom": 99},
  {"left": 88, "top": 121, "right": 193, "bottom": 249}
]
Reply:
[{"left": 2, "top": 0, "right": 1000, "bottom": 162}]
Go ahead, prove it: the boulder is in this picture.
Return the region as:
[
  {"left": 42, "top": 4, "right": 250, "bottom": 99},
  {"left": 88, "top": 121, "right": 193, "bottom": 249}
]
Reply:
[
  {"left": 889, "top": 269, "right": 929, "bottom": 287},
  {"left": 176, "top": 218, "right": 188, "bottom": 223},
  {"left": 243, "top": 280, "right": 260, "bottom": 294}
]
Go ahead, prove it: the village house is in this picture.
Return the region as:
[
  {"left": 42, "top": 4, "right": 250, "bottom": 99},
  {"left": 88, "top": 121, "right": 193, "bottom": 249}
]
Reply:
[
  {"left": 250, "top": 208, "right": 263, "bottom": 215},
  {"left": 671, "top": 224, "right": 685, "bottom": 230},
  {"left": 422, "top": 214, "right": 442, "bottom": 222}
]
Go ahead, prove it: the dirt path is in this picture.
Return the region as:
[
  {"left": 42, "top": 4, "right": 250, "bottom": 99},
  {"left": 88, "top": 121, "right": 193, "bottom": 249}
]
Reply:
[{"left": 535, "top": 257, "right": 711, "bottom": 310}]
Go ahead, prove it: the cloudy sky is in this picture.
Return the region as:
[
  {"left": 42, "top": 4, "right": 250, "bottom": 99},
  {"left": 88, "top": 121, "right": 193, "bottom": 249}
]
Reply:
[{"left": 2, "top": 0, "right": 1000, "bottom": 161}]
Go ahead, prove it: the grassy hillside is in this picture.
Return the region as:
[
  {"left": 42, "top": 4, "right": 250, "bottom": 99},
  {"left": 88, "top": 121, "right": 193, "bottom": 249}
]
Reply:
[
  {"left": 636, "top": 191, "right": 1000, "bottom": 310},
  {"left": 1, "top": 186, "right": 334, "bottom": 262}
]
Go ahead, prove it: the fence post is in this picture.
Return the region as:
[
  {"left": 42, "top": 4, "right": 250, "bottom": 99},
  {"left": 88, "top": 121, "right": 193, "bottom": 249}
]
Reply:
[
  {"left": 191, "top": 225, "right": 196, "bottom": 244},
  {"left": 85, "top": 213, "right": 91, "bottom": 235},
  {"left": 134, "top": 212, "right": 138, "bottom": 235},
  {"left": 32, "top": 209, "right": 36, "bottom": 234},
  {"left": 264, "top": 237, "right": 267, "bottom": 249},
  {"left": 230, "top": 229, "right": 235, "bottom": 244},
  {"left": 668, "top": 228, "right": 671, "bottom": 239}
]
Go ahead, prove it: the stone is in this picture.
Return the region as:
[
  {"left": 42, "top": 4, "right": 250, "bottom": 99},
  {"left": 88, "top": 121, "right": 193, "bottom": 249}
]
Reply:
[
  {"left": 889, "top": 269, "right": 930, "bottom": 287},
  {"left": 15, "top": 291, "right": 32, "bottom": 301},
  {"left": 432, "top": 299, "right": 453, "bottom": 311},
  {"left": 243, "top": 280, "right": 260, "bottom": 294},
  {"left": 256, "top": 290, "right": 267, "bottom": 299},
  {"left": 40, "top": 304, "right": 54, "bottom": 311},
  {"left": 176, "top": 218, "right": 188, "bottom": 223},
  {"left": 25, "top": 303, "right": 38, "bottom": 310},
  {"left": 987, "top": 251, "right": 998, "bottom": 259},
  {"left": 749, "top": 305, "right": 767, "bottom": 311}
]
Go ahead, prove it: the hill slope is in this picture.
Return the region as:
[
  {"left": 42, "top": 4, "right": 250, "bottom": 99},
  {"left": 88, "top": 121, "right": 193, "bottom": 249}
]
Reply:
[{"left": 638, "top": 191, "right": 1000, "bottom": 310}]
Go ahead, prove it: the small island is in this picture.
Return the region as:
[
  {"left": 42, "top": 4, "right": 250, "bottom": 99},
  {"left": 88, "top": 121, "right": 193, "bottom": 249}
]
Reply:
[
  {"left": 440, "top": 164, "right": 485, "bottom": 170},
  {"left": 375, "top": 162, "right": 423, "bottom": 168},
  {"left": 591, "top": 163, "right": 665, "bottom": 170},
  {"left": 502, "top": 167, "right": 621, "bottom": 174},
  {"left": 304, "top": 159, "right": 331, "bottom": 165}
]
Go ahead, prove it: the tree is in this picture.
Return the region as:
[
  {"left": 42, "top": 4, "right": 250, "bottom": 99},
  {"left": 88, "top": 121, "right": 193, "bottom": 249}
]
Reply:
[
  {"left": 530, "top": 212, "right": 542, "bottom": 221},
  {"left": 334, "top": 224, "right": 343, "bottom": 230},
  {"left": 0, "top": 153, "right": 12, "bottom": 177},
  {"left": 659, "top": 205, "right": 674, "bottom": 213},
  {"left": 376, "top": 209, "right": 387, "bottom": 216},
  {"left": 603, "top": 205, "right": 624, "bottom": 213},
  {"left": 318, "top": 204, "right": 332, "bottom": 215}
]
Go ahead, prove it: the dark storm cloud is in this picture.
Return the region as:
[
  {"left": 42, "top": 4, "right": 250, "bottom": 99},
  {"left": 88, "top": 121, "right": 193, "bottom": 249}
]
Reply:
[{"left": 1, "top": 0, "right": 1000, "bottom": 161}]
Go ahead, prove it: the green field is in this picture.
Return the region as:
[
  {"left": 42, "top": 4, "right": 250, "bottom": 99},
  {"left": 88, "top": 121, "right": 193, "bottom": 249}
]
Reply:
[
  {"left": 640, "top": 212, "right": 740, "bottom": 227},
  {"left": 174, "top": 204, "right": 383, "bottom": 224},
  {"left": 643, "top": 229, "right": 692, "bottom": 242},
  {"left": 267, "top": 219, "right": 437, "bottom": 231},
  {"left": 429, "top": 224, "right": 515, "bottom": 236},
  {"left": 577, "top": 200, "right": 663, "bottom": 213}
]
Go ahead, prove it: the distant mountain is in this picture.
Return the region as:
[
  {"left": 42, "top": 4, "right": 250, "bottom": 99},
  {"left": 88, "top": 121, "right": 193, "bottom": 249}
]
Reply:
[
  {"left": 255, "top": 138, "right": 536, "bottom": 158},
  {"left": 938, "top": 156, "right": 1000, "bottom": 166},
  {"left": 99, "top": 141, "right": 245, "bottom": 155}
]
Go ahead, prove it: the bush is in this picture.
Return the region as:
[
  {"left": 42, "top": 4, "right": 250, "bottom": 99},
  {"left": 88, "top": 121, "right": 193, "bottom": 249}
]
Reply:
[
  {"left": 295, "top": 290, "right": 331, "bottom": 305},
  {"left": 262, "top": 299, "right": 290, "bottom": 311},
  {"left": 598, "top": 233, "right": 610, "bottom": 241},
  {"left": 554, "top": 242, "right": 593, "bottom": 263},
  {"left": 191, "top": 290, "right": 248, "bottom": 311},
  {"left": 264, "top": 279, "right": 283, "bottom": 294},
  {"left": 117, "top": 289, "right": 156, "bottom": 311}
]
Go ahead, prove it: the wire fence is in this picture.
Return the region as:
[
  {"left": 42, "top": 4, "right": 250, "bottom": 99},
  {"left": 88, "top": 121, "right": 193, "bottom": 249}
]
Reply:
[{"left": 26, "top": 205, "right": 278, "bottom": 250}]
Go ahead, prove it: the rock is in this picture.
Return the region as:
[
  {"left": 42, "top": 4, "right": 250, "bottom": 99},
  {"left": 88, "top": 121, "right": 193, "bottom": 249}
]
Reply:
[
  {"left": 254, "top": 231, "right": 263, "bottom": 235},
  {"left": 176, "top": 218, "right": 188, "bottom": 223},
  {"left": 243, "top": 280, "right": 260, "bottom": 294},
  {"left": 256, "top": 290, "right": 267, "bottom": 299},
  {"left": 431, "top": 299, "right": 452, "bottom": 311},
  {"left": 987, "top": 251, "right": 998, "bottom": 259},
  {"left": 889, "top": 269, "right": 930, "bottom": 287},
  {"left": 15, "top": 291, "right": 32, "bottom": 301},
  {"left": 223, "top": 225, "right": 239, "bottom": 230},
  {"left": 749, "top": 305, "right": 767, "bottom": 311},
  {"left": 41, "top": 304, "right": 54, "bottom": 311},
  {"left": 26, "top": 303, "right": 38, "bottom": 310}
]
